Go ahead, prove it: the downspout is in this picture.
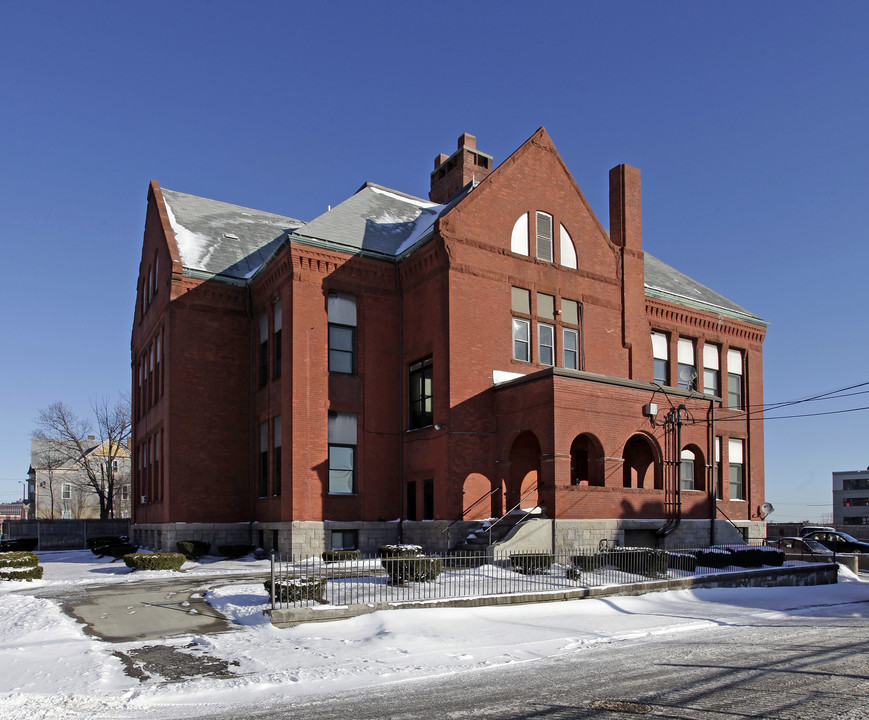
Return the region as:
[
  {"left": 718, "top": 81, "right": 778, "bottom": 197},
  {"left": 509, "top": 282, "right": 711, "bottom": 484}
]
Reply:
[
  {"left": 247, "top": 285, "right": 256, "bottom": 547},
  {"left": 396, "top": 262, "right": 405, "bottom": 544},
  {"left": 709, "top": 397, "right": 716, "bottom": 546}
]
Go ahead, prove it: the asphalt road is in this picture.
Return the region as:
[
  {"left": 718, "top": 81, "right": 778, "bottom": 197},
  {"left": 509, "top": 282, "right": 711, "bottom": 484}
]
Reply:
[{"left": 223, "top": 598, "right": 869, "bottom": 720}]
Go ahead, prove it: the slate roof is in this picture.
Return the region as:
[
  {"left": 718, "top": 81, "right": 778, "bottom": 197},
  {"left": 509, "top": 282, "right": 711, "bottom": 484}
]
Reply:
[
  {"left": 644, "top": 252, "right": 764, "bottom": 325},
  {"left": 292, "top": 182, "right": 468, "bottom": 258},
  {"left": 158, "top": 184, "right": 762, "bottom": 325},
  {"left": 161, "top": 188, "right": 305, "bottom": 281}
]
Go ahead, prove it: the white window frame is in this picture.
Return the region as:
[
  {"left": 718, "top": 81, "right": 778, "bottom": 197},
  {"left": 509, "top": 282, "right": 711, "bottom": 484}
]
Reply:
[
  {"left": 512, "top": 318, "right": 530, "bottom": 362},
  {"left": 728, "top": 438, "right": 745, "bottom": 500},
  {"left": 727, "top": 348, "right": 744, "bottom": 410},
  {"left": 677, "top": 338, "right": 696, "bottom": 390},
  {"left": 563, "top": 328, "right": 579, "bottom": 370},
  {"left": 703, "top": 343, "right": 720, "bottom": 396},
  {"left": 651, "top": 331, "right": 668, "bottom": 385},
  {"left": 536, "top": 212, "right": 553, "bottom": 262},
  {"left": 538, "top": 323, "right": 554, "bottom": 366}
]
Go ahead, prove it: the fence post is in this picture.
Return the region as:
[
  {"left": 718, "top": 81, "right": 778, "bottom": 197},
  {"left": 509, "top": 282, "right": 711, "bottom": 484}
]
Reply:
[{"left": 270, "top": 550, "right": 276, "bottom": 612}]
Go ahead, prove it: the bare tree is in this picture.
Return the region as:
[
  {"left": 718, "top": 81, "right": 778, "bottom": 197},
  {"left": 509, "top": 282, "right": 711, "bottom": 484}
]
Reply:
[
  {"left": 34, "top": 395, "right": 131, "bottom": 519},
  {"left": 30, "top": 438, "right": 71, "bottom": 520}
]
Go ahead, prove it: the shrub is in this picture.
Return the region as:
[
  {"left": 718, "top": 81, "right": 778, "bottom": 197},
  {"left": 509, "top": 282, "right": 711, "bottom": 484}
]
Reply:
[
  {"left": 322, "top": 550, "right": 362, "bottom": 563},
  {"left": 107, "top": 543, "right": 138, "bottom": 559},
  {"left": 0, "top": 551, "right": 43, "bottom": 581},
  {"left": 377, "top": 544, "right": 423, "bottom": 558},
  {"left": 607, "top": 548, "right": 669, "bottom": 578},
  {"left": 667, "top": 552, "right": 697, "bottom": 572},
  {"left": 727, "top": 546, "right": 785, "bottom": 568},
  {"left": 87, "top": 536, "right": 129, "bottom": 557},
  {"left": 218, "top": 544, "right": 254, "bottom": 559},
  {"left": 571, "top": 553, "right": 605, "bottom": 573},
  {"left": 123, "top": 552, "right": 186, "bottom": 571},
  {"left": 510, "top": 553, "right": 554, "bottom": 575},
  {"left": 0, "top": 538, "right": 38, "bottom": 552},
  {"left": 381, "top": 556, "right": 444, "bottom": 584},
  {"left": 693, "top": 548, "right": 733, "bottom": 569},
  {"left": 264, "top": 577, "right": 327, "bottom": 603},
  {"left": 177, "top": 541, "right": 211, "bottom": 560}
]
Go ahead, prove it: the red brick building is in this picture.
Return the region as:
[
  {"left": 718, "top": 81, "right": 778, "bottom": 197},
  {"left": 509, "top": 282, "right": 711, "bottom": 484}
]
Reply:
[{"left": 131, "top": 128, "right": 766, "bottom": 554}]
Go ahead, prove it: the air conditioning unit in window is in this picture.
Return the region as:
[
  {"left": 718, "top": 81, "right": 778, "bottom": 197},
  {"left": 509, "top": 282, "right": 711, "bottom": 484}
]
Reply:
[{"left": 140, "top": 496, "right": 147, "bottom": 504}]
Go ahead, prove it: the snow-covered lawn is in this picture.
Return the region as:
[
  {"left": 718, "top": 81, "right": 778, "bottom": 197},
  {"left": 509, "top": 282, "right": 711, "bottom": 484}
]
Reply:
[{"left": 0, "top": 550, "right": 866, "bottom": 719}]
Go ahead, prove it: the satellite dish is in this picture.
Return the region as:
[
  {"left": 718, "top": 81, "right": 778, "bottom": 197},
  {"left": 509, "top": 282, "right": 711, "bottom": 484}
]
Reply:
[
  {"left": 759, "top": 502, "right": 774, "bottom": 519},
  {"left": 678, "top": 367, "right": 697, "bottom": 389}
]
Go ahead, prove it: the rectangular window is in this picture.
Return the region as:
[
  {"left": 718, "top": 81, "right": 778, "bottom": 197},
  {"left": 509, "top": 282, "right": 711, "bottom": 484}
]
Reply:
[
  {"left": 331, "top": 529, "right": 358, "bottom": 551},
  {"left": 328, "top": 412, "right": 357, "bottom": 494},
  {"left": 273, "top": 416, "right": 282, "bottom": 496},
  {"left": 511, "top": 287, "right": 530, "bottom": 314},
  {"left": 155, "top": 334, "right": 162, "bottom": 399},
  {"left": 328, "top": 293, "right": 357, "bottom": 374},
  {"left": 729, "top": 438, "right": 744, "bottom": 500},
  {"left": 536, "top": 292, "right": 555, "bottom": 320},
  {"left": 409, "top": 356, "right": 433, "bottom": 429},
  {"left": 513, "top": 318, "right": 530, "bottom": 362},
  {"left": 536, "top": 212, "right": 553, "bottom": 262},
  {"left": 680, "top": 450, "right": 695, "bottom": 491},
  {"left": 651, "top": 332, "right": 668, "bottom": 386},
  {"left": 406, "top": 481, "right": 417, "bottom": 521},
  {"left": 62, "top": 483, "right": 71, "bottom": 500},
  {"left": 844, "top": 478, "right": 869, "bottom": 491},
  {"left": 423, "top": 479, "right": 434, "bottom": 520},
  {"left": 121, "top": 485, "right": 129, "bottom": 501},
  {"left": 259, "top": 314, "right": 268, "bottom": 388},
  {"left": 259, "top": 421, "right": 268, "bottom": 497},
  {"left": 727, "top": 349, "right": 744, "bottom": 410},
  {"left": 273, "top": 301, "right": 282, "bottom": 380},
  {"left": 677, "top": 338, "right": 696, "bottom": 390},
  {"left": 538, "top": 323, "right": 554, "bottom": 366},
  {"left": 561, "top": 299, "right": 579, "bottom": 326},
  {"left": 563, "top": 328, "right": 579, "bottom": 370},
  {"left": 703, "top": 343, "right": 720, "bottom": 397},
  {"left": 714, "top": 436, "right": 722, "bottom": 499}
]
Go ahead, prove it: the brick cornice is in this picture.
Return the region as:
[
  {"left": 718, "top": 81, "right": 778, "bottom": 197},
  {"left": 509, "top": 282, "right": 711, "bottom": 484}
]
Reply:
[{"left": 645, "top": 298, "right": 766, "bottom": 345}]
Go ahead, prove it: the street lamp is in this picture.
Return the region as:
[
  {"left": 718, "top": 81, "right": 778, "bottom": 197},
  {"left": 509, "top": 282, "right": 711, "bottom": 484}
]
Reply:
[{"left": 19, "top": 481, "right": 28, "bottom": 518}]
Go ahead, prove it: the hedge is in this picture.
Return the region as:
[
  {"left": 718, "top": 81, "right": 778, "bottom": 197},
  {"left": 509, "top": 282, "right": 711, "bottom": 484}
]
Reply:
[
  {"left": 0, "top": 538, "right": 38, "bottom": 552},
  {"left": 264, "top": 577, "right": 327, "bottom": 603},
  {"left": 606, "top": 548, "right": 669, "bottom": 578},
  {"left": 177, "top": 541, "right": 211, "bottom": 560},
  {"left": 667, "top": 552, "right": 698, "bottom": 572},
  {"left": 87, "top": 536, "right": 130, "bottom": 557},
  {"left": 218, "top": 544, "right": 254, "bottom": 559},
  {"left": 0, "top": 551, "right": 43, "bottom": 581},
  {"left": 378, "top": 545, "right": 443, "bottom": 583},
  {"left": 322, "top": 550, "right": 362, "bottom": 563},
  {"left": 123, "top": 552, "right": 186, "bottom": 571},
  {"left": 510, "top": 552, "right": 554, "bottom": 575}
]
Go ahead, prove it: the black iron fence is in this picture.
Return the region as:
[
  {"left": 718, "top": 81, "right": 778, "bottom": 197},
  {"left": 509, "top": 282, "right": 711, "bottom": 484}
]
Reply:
[{"left": 267, "top": 543, "right": 812, "bottom": 610}]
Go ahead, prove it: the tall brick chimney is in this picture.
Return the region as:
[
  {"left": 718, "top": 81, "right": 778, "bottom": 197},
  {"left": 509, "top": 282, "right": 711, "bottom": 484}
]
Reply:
[{"left": 429, "top": 133, "right": 493, "bottom": 203}]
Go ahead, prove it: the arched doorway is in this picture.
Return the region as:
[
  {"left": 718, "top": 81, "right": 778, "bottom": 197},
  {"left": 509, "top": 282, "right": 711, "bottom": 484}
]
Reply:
[
  {"left": 623, "top": 434, "right": 662, "bottom": 489},
  {"left": 462, "top": 473, "right": 495, "bottom": 520},
  {"left": 569, "top": 433, "right": 605, "bottom": 486},
  {"left": 509, "top": 431, "right": 541, "bottom": 510},
  {"left": 679, "top": 445, "right": 705, "bottom": 492}
]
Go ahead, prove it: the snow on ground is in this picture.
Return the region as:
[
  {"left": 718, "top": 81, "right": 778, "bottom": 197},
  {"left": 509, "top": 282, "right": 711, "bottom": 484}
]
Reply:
[{"left": 0, "top": 551, "right": 867, "bottom": 719}]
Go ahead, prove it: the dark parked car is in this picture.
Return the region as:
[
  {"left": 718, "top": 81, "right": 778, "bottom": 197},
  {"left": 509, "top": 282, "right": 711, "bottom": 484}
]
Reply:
[
  {"left": 803, "top": 531, "right": 869, "bottom": 554},
  {"left": 766, "top": 536, "right": 834, "bottom": 560},
  {"left": 798, "top": 525, "right": 836, "bottom": 537}
]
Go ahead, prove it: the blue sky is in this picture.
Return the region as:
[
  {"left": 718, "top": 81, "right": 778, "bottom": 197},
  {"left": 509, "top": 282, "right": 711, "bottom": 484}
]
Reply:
[{"left": 1, "top": 2, "right": 867, "bottom": 523}]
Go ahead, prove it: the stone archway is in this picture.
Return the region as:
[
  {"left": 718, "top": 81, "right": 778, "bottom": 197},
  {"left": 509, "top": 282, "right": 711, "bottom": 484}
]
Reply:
[
  {"left": 462, "top": 473, "right": 495, "bottom": 520},
  {"left": 509, "top": 431, "right": 541, "bottom": 510},
  {"left": 623, "top": 434, "right": 662, "bottom": 489},
  {"left": 569, "top": 433, "right": 605, "bottom": 486}
]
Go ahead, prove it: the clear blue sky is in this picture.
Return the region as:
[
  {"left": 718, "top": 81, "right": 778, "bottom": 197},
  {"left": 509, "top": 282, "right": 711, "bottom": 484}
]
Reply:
[{"left": 2, "top": 2, "right": 867, "bottom": 523}]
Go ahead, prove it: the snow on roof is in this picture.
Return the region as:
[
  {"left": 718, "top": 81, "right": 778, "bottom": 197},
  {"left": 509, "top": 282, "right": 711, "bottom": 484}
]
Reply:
[{"left": 161, "top": 188, "right": 305, "bottom": 281}]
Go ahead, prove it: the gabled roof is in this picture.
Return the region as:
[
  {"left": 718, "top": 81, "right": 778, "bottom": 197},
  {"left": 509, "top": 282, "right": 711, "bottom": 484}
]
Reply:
[
  {"left": 644, "top": 253, "right": 765, "bottom": 325},
  {"left": 161, "top": 188, "right": 305, "bottom": 280},
  {"left": 292, "top": 182, "right": 469, "bottom": 258}
]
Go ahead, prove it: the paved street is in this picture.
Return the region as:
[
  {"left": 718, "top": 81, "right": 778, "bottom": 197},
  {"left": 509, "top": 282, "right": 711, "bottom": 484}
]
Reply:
[{"left": 227, "top": 598, "right": 869, "bottom": 720}]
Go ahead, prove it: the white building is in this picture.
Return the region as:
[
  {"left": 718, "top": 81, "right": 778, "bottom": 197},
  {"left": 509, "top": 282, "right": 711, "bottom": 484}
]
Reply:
[{"left": 832, "top": 467, "right": 869, "bottom": 527}]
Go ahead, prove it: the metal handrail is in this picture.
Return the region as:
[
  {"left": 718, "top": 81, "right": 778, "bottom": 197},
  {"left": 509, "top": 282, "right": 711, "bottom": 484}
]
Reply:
[
  {"left": 487, "top": 486, "right": 541, "bottom": 544},
  {"left": 441, "top": 486, "right": 501, "bottom": 534}
]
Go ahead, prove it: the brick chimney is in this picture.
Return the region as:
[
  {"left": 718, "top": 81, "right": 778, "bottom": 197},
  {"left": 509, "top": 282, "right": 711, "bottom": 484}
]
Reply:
[{"left": 429, "top": 133, "right": 493, "bottom": 203}]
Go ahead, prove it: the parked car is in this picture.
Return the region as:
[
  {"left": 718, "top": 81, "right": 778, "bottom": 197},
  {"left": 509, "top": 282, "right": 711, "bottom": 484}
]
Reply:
[
  {"left": 799, "top": 526, "right": 836, "bottom": 537},
  {"left": 802, "top": 531, "right": 869, "bottom": 554},
  {"left": 766, "top": 536, "right": 833, "bottom": 560}
]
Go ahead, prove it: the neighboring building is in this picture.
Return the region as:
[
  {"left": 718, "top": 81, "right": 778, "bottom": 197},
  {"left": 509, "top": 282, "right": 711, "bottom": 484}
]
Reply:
[
  {"left": 28, "top": 437, "right": 132, "bottom": 519},
  {"left": 833, "top": 468, "right": 869, "bottom": 527},
  {"left": 0, "top": 503, "right": 28, "bottom": 522},
  {"left": 131, "top": 128, "right": 767, "bottom": 555}
]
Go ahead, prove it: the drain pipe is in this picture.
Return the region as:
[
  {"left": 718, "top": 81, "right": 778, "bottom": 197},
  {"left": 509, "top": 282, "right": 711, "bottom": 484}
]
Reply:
[{"left": 709, "top": 397, "right": 717, "bottom": 546}]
